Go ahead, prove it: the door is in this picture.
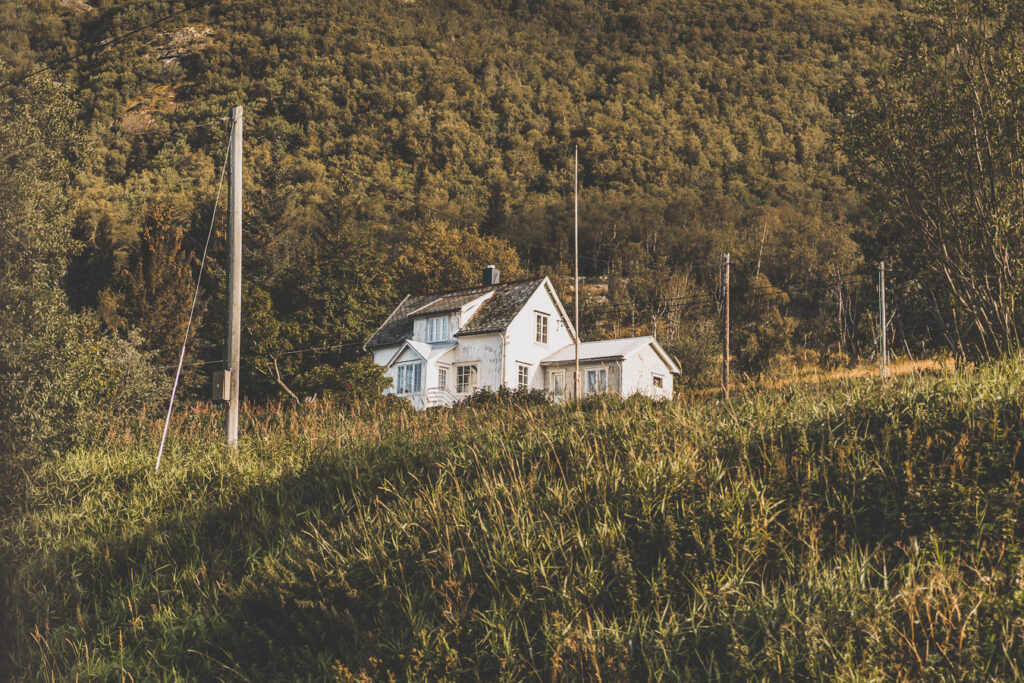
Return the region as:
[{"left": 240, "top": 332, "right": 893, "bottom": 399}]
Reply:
[{"left": 549, "top": 370, "right": 565, "bottom": 398}]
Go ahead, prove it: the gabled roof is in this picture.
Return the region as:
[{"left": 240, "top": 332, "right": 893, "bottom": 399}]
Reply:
[
  {"left": 410, "top": 291, "right": 493, "bottom": 317},
  {"left": 541, "top": 336, "right": 682, "bottom": 374},
  {"left": 365, "top": 278, "right": 546, "bottom": 349},
  {"left": 383, "top": 339, "right": 456, "bottom": 368}
]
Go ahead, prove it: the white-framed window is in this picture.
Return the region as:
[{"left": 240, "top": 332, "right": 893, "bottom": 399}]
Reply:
[
  {"left": 396, "top": 362, "right": 423, "bottom": 395},
  {"left": 456, "top": 364, "right": 478, "bottom": 393},
  {"left": 438, "top": 367, "right": 448, "bottom": 388},
  {"left": 653, "top": 374, "right": 663, "bottom": 389},
  {"left": 586, "top": 368, "right": 608, "bottom": 394},
  {"left": 536, "top": 313, "right": 549, "bottom": 344},
  {"left": 427, "top": 316, "right": 449, "bottom": 342},
  {"left": 517, "top": 364, "right": 530, "bottom": 390}
]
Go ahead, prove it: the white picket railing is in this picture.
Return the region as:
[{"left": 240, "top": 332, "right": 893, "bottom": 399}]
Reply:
[{"left": 424, "top": 387, "right": 458, "bottom": 408}]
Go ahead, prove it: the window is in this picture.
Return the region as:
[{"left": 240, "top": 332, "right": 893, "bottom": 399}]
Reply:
[
  {"left": 653, "top": 374, "right": 663, "bottom": 389},
  {"left": 586, "top": 368, "right": 608, "bottom": 394},
  {"left": 427, "top": 316, "right": 449, "bottom": 342},
  {"left": 535, "top": 313, "right": 549, "bottom": 344},
  {"left": 456, "top": 365, "right": 477, "bottom": 393},
  {"left": 549, "top": 370, "right": 565, "bottom": 397},
  {"left": 396, "top": 362, "right": 423, "bottom": 395},
  {"left": 517, "top": 364, "right": 529, "bottom": 390},
  {"left": 438, "top": 367, "right": 447, "bottom": 388}
]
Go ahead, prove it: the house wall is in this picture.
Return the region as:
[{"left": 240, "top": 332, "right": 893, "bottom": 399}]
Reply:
[
  {"left": 446, "top": 333, "right": 503, "bottom": 395},
  {"left": 379, "top": 345, "right": 423, "bottom": 400},
  {"left": 621, "top": 345, "right": 675, "bottom": 399},
  {"left": 372, "top": 345, "right": 400, "bottom": 395},
  {"left": 503, "top": 283, "right": 575, "bottom": 390},
  {"left": 543, "top": 360, "right": 621, "bottom": 400}
]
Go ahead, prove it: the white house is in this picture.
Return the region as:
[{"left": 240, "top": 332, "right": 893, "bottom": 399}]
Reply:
[{"left": 365, "top": 266, "right": 680, "bottom": 408}]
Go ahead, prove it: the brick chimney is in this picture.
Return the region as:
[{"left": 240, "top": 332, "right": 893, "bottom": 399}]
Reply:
[{"left": 482, "top": 264, "right": 500, "bottom": 286}]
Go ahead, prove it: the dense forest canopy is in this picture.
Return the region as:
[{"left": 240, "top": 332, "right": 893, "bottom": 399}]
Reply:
[{"left": 2, "top": 0, "right": 904, "bottom": 397}]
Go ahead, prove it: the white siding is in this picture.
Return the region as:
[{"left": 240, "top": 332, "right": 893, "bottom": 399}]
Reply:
[
  {"left": 543, "top": 360, "right": 621, "bottom": 400},
  {"left": 446, "top": 333, "right": 503, "bottom": 394},
  {"left": 502, "top": 283, "right": 575, "bottom": 390},
  {"left": 621, "top": 345, "right": 675, "bottom": 399}
]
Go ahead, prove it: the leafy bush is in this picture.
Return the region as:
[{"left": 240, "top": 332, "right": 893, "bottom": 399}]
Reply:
[{"left": 459, "top": 385, "right": 550, "bottom": 408}]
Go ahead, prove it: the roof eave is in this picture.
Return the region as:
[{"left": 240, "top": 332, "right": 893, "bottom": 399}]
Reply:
[
  {"left": 364, "top": 293, "right": 411, "bottom": 351},
  {"left": 453, "top": 328, "right": 503, "bottom": 338},
  {"left": 541, "top": 355, "right": 624, "bottom": 366}
]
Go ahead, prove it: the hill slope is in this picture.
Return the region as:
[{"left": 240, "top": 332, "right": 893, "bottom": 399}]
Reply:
[
  {"left": 3, "top": 363, "right": 1024, "bottom": 678},
  {"left": 9, "top": 0, "right": 894, "bottom": 289}
]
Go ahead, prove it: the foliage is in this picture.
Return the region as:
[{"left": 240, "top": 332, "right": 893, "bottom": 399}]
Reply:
[
  {"left": 844, "top": 0, "right": 1024, "bottom": 360},
  {"left": 239, "top": 228, "right": 395, "bottom": 401},
  {"left": 392, "top": 220, "right": 526, "bottom": 294},
  {"left": 735, "top": 274, "right": 799, "bottom": 374},
  {"left": 0, "top": 79, "right": 166, "bottom": 504},
  {"left": 663, "top": 318, "right": 718, "bottom": 388},
  {"left": 109, "top": 203, "right": 200, "bottom": 362},
  {"left": 0, "top": 77, "right": 88, "bottom": 465},
  {"left": 458, "top": 384, "right": 550, "bottom": 408},
  {"left": 4, "top": 361, "right": 1024, "bottom": 678},
  {"left": 0, "top": 0, "right": 902, "bottom": 368}
]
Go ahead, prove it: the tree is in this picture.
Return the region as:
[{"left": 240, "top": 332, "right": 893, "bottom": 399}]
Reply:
[
  {"left": 735, "top": 275, "right": 798, "bottom": 374},
  {"left": 845, "top": 0, "right": 1024, "bottom": 359},
  {"left": 0, "top": 78, "right": 164, "bottom": 474},
  {"left": 392, "top": 221, "right": 526, "bottom": 295},
  {"left": 0, "top": 78, "right": 84, "bottom": 462},
  {"left": 111, "top": 203, "right": 199, "bottom": 362},
  {"left": 243, "top": 229, "right": 395, "bottom": 403}
]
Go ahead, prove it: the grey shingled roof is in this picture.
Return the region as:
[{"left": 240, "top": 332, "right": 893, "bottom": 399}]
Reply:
[{"left": 365, "top": 278, "right": 545, "bottom": 349}]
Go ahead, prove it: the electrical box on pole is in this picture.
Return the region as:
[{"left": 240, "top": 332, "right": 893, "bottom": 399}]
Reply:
[
  {"left": 212, "top": 370, "right": 231, "bottom": 402},
  {"left": 225, "top": 105, "right": 243, "bottom": 446}
]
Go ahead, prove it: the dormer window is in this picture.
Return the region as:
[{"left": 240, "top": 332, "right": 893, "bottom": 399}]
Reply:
[{"left": 427, "top": 316, "right": 449, "bottom": 342}]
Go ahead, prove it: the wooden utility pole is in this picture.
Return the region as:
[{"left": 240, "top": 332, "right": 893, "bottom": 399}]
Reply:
[
  {"left": 226, "top": 105, "right": 243, "bottom": 446},
  {"left": 574, "top": 146, "right": 581, "bottom": 402},
  {"left": 722, "top": 252, "right": 730, "bottom": 400},
  {"left": 879, "top": 260, "right": 888, "bottom": 379}
]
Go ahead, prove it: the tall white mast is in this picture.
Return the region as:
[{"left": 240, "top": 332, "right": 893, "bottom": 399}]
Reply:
[{"left": 574, "top": 146, "right": 580, "bottom": 402}]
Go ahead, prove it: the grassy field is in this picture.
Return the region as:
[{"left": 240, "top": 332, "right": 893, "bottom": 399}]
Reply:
[{"left": 2, "top": 361, "right": 1024, "bottom": 680}]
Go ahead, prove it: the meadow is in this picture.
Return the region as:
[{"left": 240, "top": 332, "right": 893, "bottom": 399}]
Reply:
[{"left": 2, "top": 360, "right": 1024, "bottom": 680}]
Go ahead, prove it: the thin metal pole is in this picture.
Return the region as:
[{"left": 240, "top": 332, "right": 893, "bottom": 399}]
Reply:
[
  {"left": 755, "top": 220, "right": 769, "bottom": 279},
  {"left": 722, "top": 252, "right": 730, "bottom": 400},
  {"left": 574, "top": 146, "right": 581, "bottom": 402},
  {"left": 879, "top": 260, "right": 888, "bottom": 379},
  {"left": 226, "top": 105, "right": 243, "bottom": 445}
]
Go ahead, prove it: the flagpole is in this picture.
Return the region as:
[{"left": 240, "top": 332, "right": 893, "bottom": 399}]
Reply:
[{"left": 574, "top": 146, "right": 581, "bottom": 403}]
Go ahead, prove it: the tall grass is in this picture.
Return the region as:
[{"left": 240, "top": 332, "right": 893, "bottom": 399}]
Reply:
[{"left": 2, "top": 361, "right": 1024, "bottom": 680}]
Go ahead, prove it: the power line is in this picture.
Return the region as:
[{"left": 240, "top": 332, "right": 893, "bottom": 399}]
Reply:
[
  {"left": 158, "top": 340, "right": 365, "bottom": 370},
  {"left": 1, "top": 0, "right": 213, "bottom": 91},
  {"left": 113, "top": 117, "right": 228, "bottom": 137},
  {"left": 593, "top": 273, "right": 873, "bottom": 316}
]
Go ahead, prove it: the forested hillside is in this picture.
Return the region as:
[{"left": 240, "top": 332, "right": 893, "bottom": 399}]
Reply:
[{"left": 3, "top": 0, "right": 898, "bottom": 397}]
